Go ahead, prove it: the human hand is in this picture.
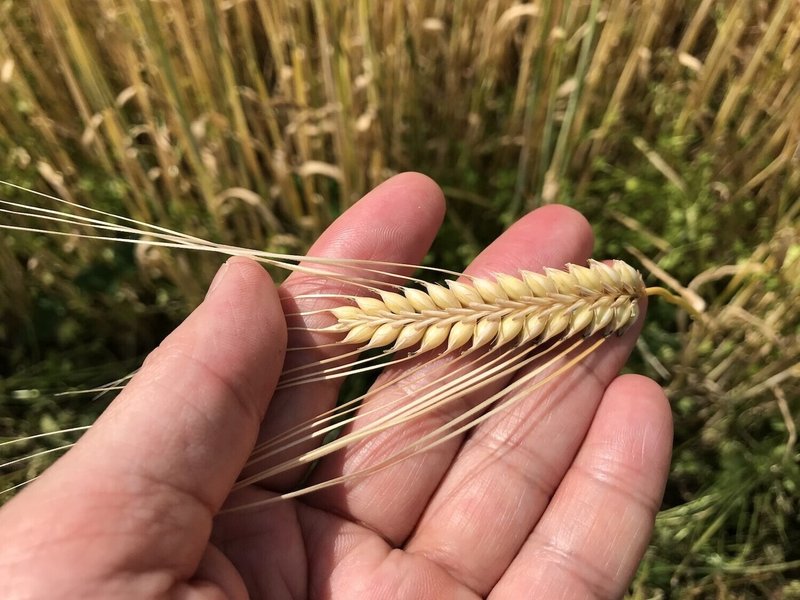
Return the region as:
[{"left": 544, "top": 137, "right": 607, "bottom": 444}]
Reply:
[{"left": 0, "top": 173, "right": 672, "bottom": 599}]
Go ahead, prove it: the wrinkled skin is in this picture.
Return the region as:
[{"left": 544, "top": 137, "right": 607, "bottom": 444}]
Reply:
[{"left": 0, "top": 174, "right": 672, "bottom": 599}]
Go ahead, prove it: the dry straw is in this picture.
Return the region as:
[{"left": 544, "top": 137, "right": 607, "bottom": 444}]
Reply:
[{"left": 0, "top": 181, "right": 696, "bottom": 510}]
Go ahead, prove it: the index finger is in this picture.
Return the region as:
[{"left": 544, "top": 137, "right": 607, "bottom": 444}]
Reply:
[{"left": 252, "top": 172, "right": 446, "bottom": 490}]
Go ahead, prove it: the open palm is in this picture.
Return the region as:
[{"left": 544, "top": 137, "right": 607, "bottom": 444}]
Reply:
[{"left": 0, "top": 174, "right": 671, "bottom": 599}]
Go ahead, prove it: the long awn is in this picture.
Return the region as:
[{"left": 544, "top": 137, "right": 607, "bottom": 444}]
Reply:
[{"left": 0, "top": 180, "right": 697, "bottom": 511}]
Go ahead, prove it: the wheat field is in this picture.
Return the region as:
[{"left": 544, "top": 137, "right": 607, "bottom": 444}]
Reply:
[{"left": 1, "top": 1, "right": 799, "bottom": 597}]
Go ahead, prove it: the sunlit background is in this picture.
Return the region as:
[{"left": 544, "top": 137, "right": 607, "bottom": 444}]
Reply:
[{"left": 1, "top": 2, "right": 798, "bottom": 596}]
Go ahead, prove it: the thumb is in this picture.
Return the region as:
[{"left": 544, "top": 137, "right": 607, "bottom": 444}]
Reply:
[{"left": 0, "top": 257, "right": 286, "bottom": 594}]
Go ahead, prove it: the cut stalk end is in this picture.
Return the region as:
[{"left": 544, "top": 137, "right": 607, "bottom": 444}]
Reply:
[{"left": 645, "top": 286, "right": 705, "bottom": 318}]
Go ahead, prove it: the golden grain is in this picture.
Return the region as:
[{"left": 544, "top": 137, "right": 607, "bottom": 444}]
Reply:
[{"left": 319, "top": 260, "right": 644, "bottom": 354}]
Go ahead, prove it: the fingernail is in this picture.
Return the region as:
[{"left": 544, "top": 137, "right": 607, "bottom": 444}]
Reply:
[{"left": 206, "top": 261, "right": 229, "bottom": 299}]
